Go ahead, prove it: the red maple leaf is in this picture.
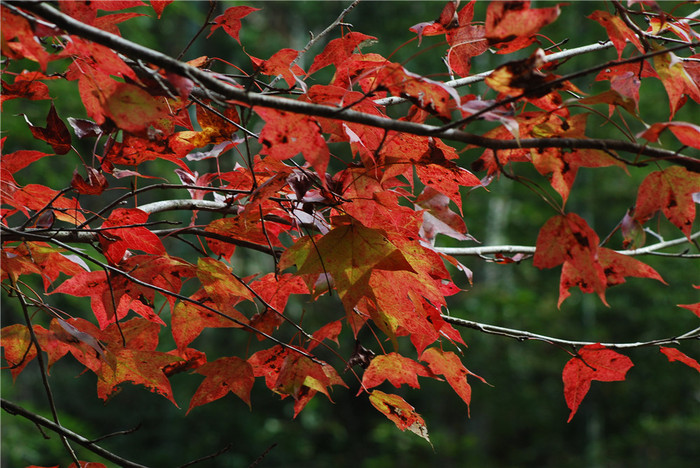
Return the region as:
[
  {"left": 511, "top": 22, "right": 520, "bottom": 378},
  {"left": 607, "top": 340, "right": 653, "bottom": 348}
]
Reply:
[
  {"left": 633, "top": 165, "right": 700, "bottom": 238},
  {"left": 99, "top": 208, "right": 165, "bottom": 264},
  {"left": 307, "top": 32, "right": 377, "bottom": 76},
  {"left": 257, "top": 107, "right": 330, "bottom": 178},
  {"left": 187, "top": 356, "right": 255, "bottom": 413},
  {"left": 485, "top": 1, "right": 560, "bottom": 53},
  {"left": 22, "top": 104, "right": 71, "bottom": 155},
  {"left": 563, "top": 344, "right": 633, "bottom": 422},
  {"left": 207, "top": 6, "right": 259, "bottom": 44},
  {"left": 589, "top": 10, "right": 645, "bottom": 59},
  {"left": 250, "top": 48, "right": 305, "bottom": 88},
  {"left": 421, "top": 347, "right": 486, "bottom": 412},
  {"left": 659, "top": 347, "right": 700, "bottom": 373}
]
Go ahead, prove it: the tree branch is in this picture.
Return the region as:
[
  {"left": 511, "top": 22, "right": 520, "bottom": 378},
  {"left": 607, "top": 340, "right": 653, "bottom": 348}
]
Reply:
[
  {"left": 15, "top": 1, "right": 700, "bottom": 172},
  {"left": 440, "top": 315, "right": 700, "bottom": 350},
  {"left": 434, "top": 231, "right": 700, "bottom": 257},
  {"left": 1, "top": 398, "right": 150, "bottom": 468},
  {"left": 374, "top": 41, "right": 617, "bottom": 106}
]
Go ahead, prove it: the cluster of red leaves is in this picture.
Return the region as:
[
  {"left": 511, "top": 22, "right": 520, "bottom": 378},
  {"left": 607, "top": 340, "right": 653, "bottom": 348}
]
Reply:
[{"left": 1, "top": 1, "right": 699, "bottom": 456}]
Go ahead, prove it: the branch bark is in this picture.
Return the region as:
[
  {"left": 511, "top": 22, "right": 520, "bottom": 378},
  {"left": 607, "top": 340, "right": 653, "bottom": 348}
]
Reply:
[
  {"left": 1, "top": 398, "right": 150, "bottom": 468},
  {"left": 440, "top": 315, "right": 700, "bottom": 350},
  {"left": 435, "top": 231, "right": 700, "bottom": 257},
  {"left": 14, "top": 1, "right": 700, "bottom": 172}
]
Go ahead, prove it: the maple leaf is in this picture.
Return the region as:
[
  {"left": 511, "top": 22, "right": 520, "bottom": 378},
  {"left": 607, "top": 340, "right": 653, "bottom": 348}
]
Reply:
[
  {"left": 21, "top": 104, "right": 71, "bottom": 155},
  {"left": 421, "top": 347, "right": 486, "bottom": 413},
  {"left": 307, "top": 32, "right": 377, "bottom": 76},
  {"left": 103, "top": 82, "right": 170, "bottom": 133},
  {"left": 96, "top": 347, "right": 182, "bottom": 406},
  {"left": 595, "top": 62, "right": 657, "bottom": 112},
  {"left": 588, "top": 10, "right": 645, "bottom": 59},
  {"left": 1, "top": 71, "right": 51, "bottom": 108},
  {"left": 306, "top": 320, "right": 342, "bottom": 352},
  {"left": 485, "top": 1, "right": 560, "bottom": 53},
  {"left": 638, "top": 121, "right": 700, "bottom": 150},
  {"left": 534, "top": 213, "right": 608, "bottom": 306},
  {"left": 187, "top": 356, "right": 255, "bottom": 413},
  {"left": 171, "top": 297, "right": 246, "bottom": 350},
  {"left": 415, "top": 186, "right": 471, "bottom": 244},
  {"left": 531, "top": 146, "right": 627, "bottom": 206},
  {"left": 633, "top": 166, "right": 700, "bottom": 239},
  {"left": 273, "top": 354, "right": 347, "bottom": 417},
  {"left": 359, "top": 352, "right": 433, "bottom": 393},
  {"left": 374, "top": 63, "right": 458, "bottom": 120},
  {"left": 1, "top": 324, "right": 37, "bottom": 381},
  {"left": 1, "top": 7, "right": 54, "bottom": 71},
  {"left": 207, "top": 6, "right": 260, "bottom": 44},
  {"left": 196, "top": 257, "right": 255, "bottom": 314},
  {"left": 250, "top": 48, "right": 305, "bottom": 88},
  {"left": 653, "top": 47, "right": 700, "bottom": 118},
  {"left": 71, "top": 166, "right": 108, "bottom": 195},
  {"left": 409, "top": 0, "right": 459, "bottom": 44},
  {"left": 659, "top": 347, "right": 700, "bottom": 373},
  {"left": 0, "top": 149, "right": 54, "bottom": 174},
  {"left": 177, "top": 103, "right": 240, "bottom": 148},
  {"left": 8, "top": 184, "right": 86, "bottom": 225},
  {"left": 257, "top": 107, "right": 330, "bottom": 178},
  {"left": 368, "top": 390, "right": 431, "bottom": 445},
  {"left": 562, "top": 344, "right": 633, "bottom": 422},
  {"left": 558, "top": 247, "right": 666, "bottom": 307},
  {"left": 150, "top": 0, "right": 173, "bottom": 19},
  {"left": 678, "top": 301, "right": 700, "bottom": 318},
  {"left": 99, "top": 208, "right": 165, "bottom": 264},
  {"left": 279, "top": 219, "right": 415, "bottom": 313}
]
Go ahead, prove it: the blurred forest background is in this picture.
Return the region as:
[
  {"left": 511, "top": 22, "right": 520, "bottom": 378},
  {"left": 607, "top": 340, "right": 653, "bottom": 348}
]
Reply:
[{"left": 2, "top": 1, "right": 699, "bottom": 467}]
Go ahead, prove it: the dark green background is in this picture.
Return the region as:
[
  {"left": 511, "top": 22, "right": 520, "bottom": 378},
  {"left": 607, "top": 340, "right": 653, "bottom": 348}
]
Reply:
[{"left": 2, "top": 2, "right": 699, "bottom": 467}]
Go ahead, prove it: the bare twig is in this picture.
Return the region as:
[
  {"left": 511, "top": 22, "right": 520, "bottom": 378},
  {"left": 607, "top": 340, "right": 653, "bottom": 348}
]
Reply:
[
  {"left": 441, "top": 315, "right": 700, "bottom": 350},
  {"left": 1, "top": 398, "right": 149, "bottom": 468},
  {"left": 268, "top": 0, "right": 362, "bottom": 87},
  {"left": 176, "top": 1, "right": 217, "bottom": 61},
  {"left": 10, "top": 280, "right": 80, "bottom": 465},
  {"left": 434, "top": 231, "right": 700, "bottom": 257}
]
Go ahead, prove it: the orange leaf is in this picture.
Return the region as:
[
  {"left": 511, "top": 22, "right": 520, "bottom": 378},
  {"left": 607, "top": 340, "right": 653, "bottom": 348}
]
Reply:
[
  {"left": 359, "top": 352, "right": 433, "bottom": 393},
  {"left": 421, "top": 347, "right": 485, "bottom": 413},
  {"left": 638, "top": 121, "right": 700, "bottom": 150},
  {"left": 562, "top": 344, "right": 633, "bottom": 422},
  {"left": 588, "top": 10, "right": 644, "bottom": 59},
  {"left": 368, "top": 390, "right": 431, "bottom": 444},
  {"left": 633, "top": 165, "right": 700, "bottom": 238},
  {"left": 485, "top": 1, "right": 560, "bottom": 52},
  {"left": 187, "top": 356, "right": 255, "bottom": 413},
  {"left": 653, "top": 48, "right": 700, "bottom": 118},
  {"left": 279, "top": 220, "right": 415, "bottom": 313},
  {"left": 96, "top": 347, "right": 182, "bottom": 406}
]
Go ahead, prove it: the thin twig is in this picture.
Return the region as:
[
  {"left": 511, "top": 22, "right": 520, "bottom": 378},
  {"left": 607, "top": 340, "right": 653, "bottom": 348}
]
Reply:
[
  {"left": 176, "top": 1, "right": 217, "bottom": 61},
  {"left": 269, "top": 0, "right": 362, "bottom": 88},
  {"left": 441, "top": 315, "right": 700, "bottom": 350},
  {"left": 11, "top": 279, "right": 80, "bottom": 465},
  {"left": 435, "top": 231, "right": 700, "bottom": 257}
]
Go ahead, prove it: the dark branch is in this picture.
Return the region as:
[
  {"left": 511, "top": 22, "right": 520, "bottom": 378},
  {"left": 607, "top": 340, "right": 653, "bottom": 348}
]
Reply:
[{"left": 1, "top": 398, "right": 150, "bottom": 468}]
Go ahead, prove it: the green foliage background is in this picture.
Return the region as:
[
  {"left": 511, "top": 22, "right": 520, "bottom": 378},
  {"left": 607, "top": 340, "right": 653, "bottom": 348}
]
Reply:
[{"left": 2, "top": 2, "right": 699, "bottom": 467}]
